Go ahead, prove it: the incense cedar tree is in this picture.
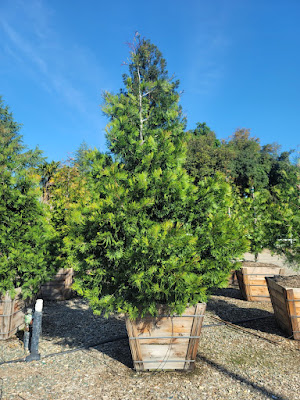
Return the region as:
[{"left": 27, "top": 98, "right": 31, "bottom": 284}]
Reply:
[{"left": 72, "top": 36, "right": 248, "bottom": 319}]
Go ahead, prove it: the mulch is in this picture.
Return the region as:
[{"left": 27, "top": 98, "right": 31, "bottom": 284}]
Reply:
[
  {"left": 0, "top": 284, "right": 300, "bottom": 400},
  {"left": 271, "top": 275, "right": 300, "bottom": 288}
]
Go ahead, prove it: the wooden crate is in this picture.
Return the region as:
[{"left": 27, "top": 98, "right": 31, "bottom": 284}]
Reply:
[
  {"left": 266, "top": 277, "right": 300, "bottom": 340},
  {"left": 40, "top": 268, "right": 74, "bottom": 300},
  {"left": 126, "top": 303, "right": 206, "bottom": 371},
  {"left": 0, "top": 288, "right": 26, "bottom": 340},
  {"left": 236, "top": 264, "right": 285, "bottom": 301}
]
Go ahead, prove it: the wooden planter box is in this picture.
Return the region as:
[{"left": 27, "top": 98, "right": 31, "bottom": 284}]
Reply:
[
  {"left": 126, "top": 303, "right": 206, "bottom": 371},
  {"left": 0, "top": 288, "right": 27, "bottom": 340},
  {"left": 40, "top": 268, "right": 74, "bottom": 300},
  {"left": 266, "top": 276, "right": 300, "bottom": 340},
  {"left": 236, "top": 263, "right": 285, "bottom": 301}
]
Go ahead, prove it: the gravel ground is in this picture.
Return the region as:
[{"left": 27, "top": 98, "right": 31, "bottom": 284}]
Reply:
[{"left": 1, "top": 283, "right": 300, "bottom": 400}]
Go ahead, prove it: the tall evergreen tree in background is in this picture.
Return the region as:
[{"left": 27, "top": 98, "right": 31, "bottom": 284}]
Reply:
[
  {"left": 185, "top": 122, "right": 299, "bottom": 265},
  {"left": 185, "top": 122, "right": 232, "bottom": 183},
  {"left": 0, "top": 97, "right": 55, "bottom": 298}
]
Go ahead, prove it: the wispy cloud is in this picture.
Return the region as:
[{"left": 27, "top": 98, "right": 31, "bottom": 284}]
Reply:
[
  {"left": 186, "top": 31, "right": 230, "bottom": 96},
  {"left": 0, "top": 0, "right": 104, "bottom": 124},
  {"left": 184, "top": 2, "right": 232, "bottom": 98}
]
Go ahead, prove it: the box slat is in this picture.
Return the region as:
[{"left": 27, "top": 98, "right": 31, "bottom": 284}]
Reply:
[
  {"left": 40, "top": 268, "right": 74, "bottom": 300},
  {"left": 266, "top": 278, "right": 300, "bottom": 340},
  {"left": 237, "top": 266, "right": 285, "bottom": 302},
  {"left": 0, "top": 288, "right": 26, "bottom": 340},
  {"left": 126, "top": 303, "right": 206, "bottom": 371}
]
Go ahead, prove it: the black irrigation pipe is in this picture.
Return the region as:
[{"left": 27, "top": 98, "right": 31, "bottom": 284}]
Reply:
[
  {"left": 0, "top": 314, "right": 294, "bottom": 366},
  {"left": 0, "top": 335, "right": 128, "bottom": 366}
]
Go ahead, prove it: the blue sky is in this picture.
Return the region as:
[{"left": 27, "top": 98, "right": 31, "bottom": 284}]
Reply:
[{"left": 1, "top": 0, "right": 299, "bottom": 162}]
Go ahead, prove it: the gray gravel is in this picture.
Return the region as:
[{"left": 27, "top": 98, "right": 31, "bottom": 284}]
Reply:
[{"left": 0, "top": 283, "right": 299, "bottom": 400}]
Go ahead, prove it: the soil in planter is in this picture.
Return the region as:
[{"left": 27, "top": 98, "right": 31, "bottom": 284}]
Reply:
[
  {"left": 271, "top": 275, "right": 300, "bottom": 288},
  {"left": 241, "top": 261, "right": 280, "bottom": 268}
]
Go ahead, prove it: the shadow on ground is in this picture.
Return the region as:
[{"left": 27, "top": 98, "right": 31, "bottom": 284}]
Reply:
[
  {"left": 41, "top": 297, "right": 133, "bottom": 368},
  {"left": 197, "top": 355, "right": 290, "bottom": 400},
  {"left": 207, "top": 287, "right": 288, "bottom": 338}
]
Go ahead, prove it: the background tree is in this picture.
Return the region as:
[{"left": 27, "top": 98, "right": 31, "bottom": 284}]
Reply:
[
  {"left": 45, "top": 160, "right": 91, "bottom": 271},
  {"left": 38, "top": 160, "right": 60, "bottom": 203},
  {"left": 225, "top": 129, "right": 271, "bottom": 195},
  {"left": 185, "top": 122, "right": 233, "bottom": 183},
  {"left": 0, "top": 97, "right": 55, "bottom": 298}
]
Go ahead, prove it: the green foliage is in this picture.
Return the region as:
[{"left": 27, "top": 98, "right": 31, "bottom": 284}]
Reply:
[
  {"left": 72, "top": 37, "right": 249, "bottom": 319},
  {"left": 267, "top": 173, "right": 300, "bottom": 268},
  {"left": 225, "top": 129, "right": 271, "bottom": 194},
  {"left": 0, "top": 97, "right": 55, "bottom": 298},
  {"left": 103, "top": 34, "right": 186, "bottom": 172},
  {"left": 239, "top": 188, "right": 272, "bottom": 259},
  {"left": 185, "top": 122, "right": 232, "bottom": 182},
  {"left": 42, "top": 161, "right": 93, "bottom": 272},
  {"left": 38, "top": 160, "right": 60, "bottom": 203},
  {"left": 186, "top": 123, "right": 299, "bottom": 265}
]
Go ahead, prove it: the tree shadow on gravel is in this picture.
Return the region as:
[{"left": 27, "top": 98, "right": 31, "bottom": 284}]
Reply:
[
  {"left": 206, "top": 297, "right": 288, "bottom": 338},
  {"left": 41, "top": 298, "right": 133, "bottom": 368},
  {"left": 211, "top": 286, "right": 244, "bottom": 300},
  {"left": 197, "top": 355, "right": 290, "bottom": 400}
]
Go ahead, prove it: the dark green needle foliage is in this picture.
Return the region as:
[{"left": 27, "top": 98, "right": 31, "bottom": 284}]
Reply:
[
  {"left": 72, "top": 35, "right": 248, "bottom": 319},
  {"left": 0, "top": 97, "right": 55, "bottom": 299}
]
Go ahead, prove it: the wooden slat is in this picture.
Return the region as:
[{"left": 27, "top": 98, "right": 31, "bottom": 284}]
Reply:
[
  {"left": 40, "top": 268, "right": 74, "bottom": 300},
  {"left": 126, "top": 303, "right": 206, "bottom": 371},
  {"left": 266, "top": 278, "right": 300, "bottom": 339},
  {"left": 0, "top": 288, "right": 24, "bottom": 340},
  {"left": 236, "top": 269, "right": 248, "bottom": 300},
  {"left": 184, "top": 303, "right": 206, "bottom": 370},
  {"left": 238, "top": 267, "right": 285, "bottom": 302},
  {"left": 270, "top": 293, "right": 290, "bottom": 311},
  {"left": 126, "top": 317, "right": 144, "bottom": 371},
  {"left": 2, "top": 293, "right": 12, "bottom": 340},
  {"left": 139, "top": 342, "right": 188, "bottom": 370},
  {"left": 287, "top": 289, "right": 300, "bottom": 340},
  {"left": 242, "top": 266, "right": 283, "bottom": 275}
]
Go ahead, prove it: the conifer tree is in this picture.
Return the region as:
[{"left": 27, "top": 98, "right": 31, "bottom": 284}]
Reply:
[
  {"left": 73, "top": 37, "right": 248, "bottom": 319},
  {"left": 0, "top": 97, "right": 55, "bottom": 298}
]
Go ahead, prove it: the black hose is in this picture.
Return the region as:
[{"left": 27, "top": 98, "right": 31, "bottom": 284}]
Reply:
[{"left": 0, "top": 335, "right": 128, "bottom": 366}]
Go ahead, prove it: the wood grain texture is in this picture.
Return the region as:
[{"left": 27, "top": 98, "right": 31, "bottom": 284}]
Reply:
[
  {"left": 0, "top": 288, "right": 25, "bottom": 340},
  {"left": 40, "top": 268, "right": 74, "bottom": 300},
  {"left": 237, "top": 266, "right": 284, "bottom": 302},
  {"left": 266, "top": 278, "right": 300, "bottom": 340},
  {"left": 126, "top": 303, "right": 206, "bottom": 371},
  {"left": 287, "top": 288, "right": 300, "bottom": 340}
]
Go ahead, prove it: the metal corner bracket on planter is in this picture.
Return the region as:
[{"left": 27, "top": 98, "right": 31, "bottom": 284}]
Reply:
[{"left": 126, "top": 303, "right": 206, "bottom": 371}]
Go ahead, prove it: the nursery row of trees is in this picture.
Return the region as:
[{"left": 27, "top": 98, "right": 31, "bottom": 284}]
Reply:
[{"left": 1, "top": 35, "right": 299, "bottom": 318}]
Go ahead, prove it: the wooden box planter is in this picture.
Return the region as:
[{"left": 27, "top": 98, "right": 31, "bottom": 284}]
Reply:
[
  {"left": 236, "top": 262, "right": 285, "bottom": 301},
  {"left": 40, "top": 268, "right": 74, "bottom": 300},
  {"left": 266, "top": 276, "right": 300, "bottom": 340},
  {"left": 0, "top": 288, "right": 27, "bottom": 340},
  {"left": 126, "top": 303, "right": 206, "bottom": 371}
]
